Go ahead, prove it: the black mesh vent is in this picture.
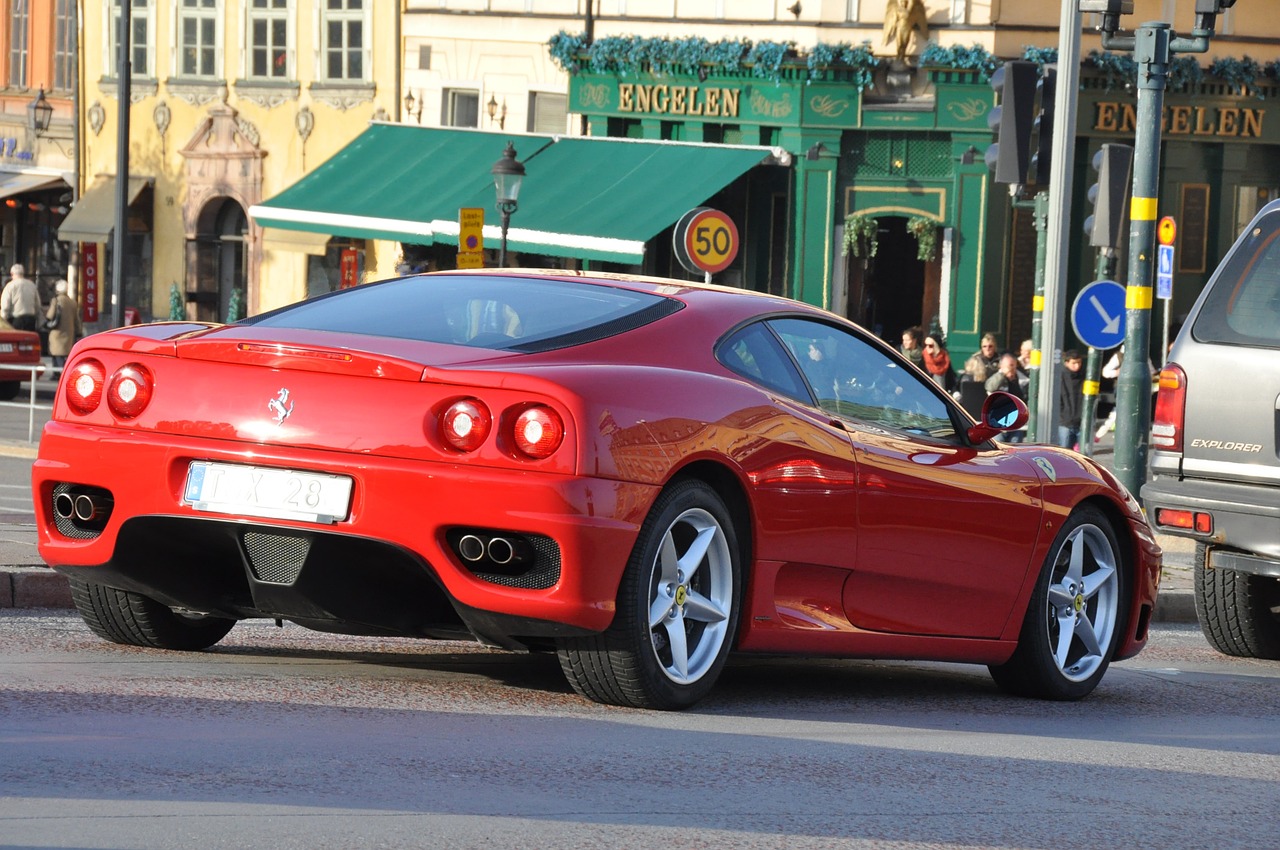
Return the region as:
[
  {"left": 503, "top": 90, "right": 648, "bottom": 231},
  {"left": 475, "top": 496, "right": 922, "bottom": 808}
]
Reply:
[
  {"left": 473, "top": 534, "right": 562, "bottom": 590},
  {"left": 244, "top": 532, "right": 310, "bottom": 585}
]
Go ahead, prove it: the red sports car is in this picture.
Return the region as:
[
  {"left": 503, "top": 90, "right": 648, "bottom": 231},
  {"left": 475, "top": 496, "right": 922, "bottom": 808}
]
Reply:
[
  {"left": 0, "top": 318, "right": 42, "bottom": 400},
  {"left": 33, "top": 270, "right": 1161, "bottom": 709}
]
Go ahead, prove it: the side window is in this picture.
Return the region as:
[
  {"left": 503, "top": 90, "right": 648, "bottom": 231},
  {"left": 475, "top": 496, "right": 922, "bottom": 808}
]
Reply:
[
  {"left": 770, "top": 318, "right": 957, "bottom": 439},
  {"left": 716, "top": 322, "right": 811, "bottom": 401},
  {"left": 1194, "top": 210, "right": 1280, "bottom": 347}
]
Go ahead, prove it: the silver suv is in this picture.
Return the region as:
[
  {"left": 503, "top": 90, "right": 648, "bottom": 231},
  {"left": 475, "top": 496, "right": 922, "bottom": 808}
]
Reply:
[{"left": 1143, "top": 199, "right": 1280, "bottom": 659}]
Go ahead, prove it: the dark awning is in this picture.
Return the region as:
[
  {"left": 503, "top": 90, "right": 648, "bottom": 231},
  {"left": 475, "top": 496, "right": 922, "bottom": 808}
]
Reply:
[
  {"left": 57, "top": 176, "right": 150, "bottom": 245},
  {"left": 248, "top": 125, "right": 783, "bottom": 264}
]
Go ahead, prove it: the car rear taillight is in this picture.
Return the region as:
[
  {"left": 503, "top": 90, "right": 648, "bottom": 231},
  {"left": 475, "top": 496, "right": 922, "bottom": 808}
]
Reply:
[
  {"left": 1151, "top": 363, "right": 1187, "bottom": 453},
  {"left": 18, "top": 339, "right": 40, "bottom": 356},
  {"left": 512, "top": 405, "right": 564, "bottom": 459},
  {"left": 66, "top": 359, "right": 106, "bottom": 415},
  {"left": 107, "top": 364, "right": 154, "bottom": 419},
  {"left": 440, "top": 399, "right": 492, "bottom": 452}
]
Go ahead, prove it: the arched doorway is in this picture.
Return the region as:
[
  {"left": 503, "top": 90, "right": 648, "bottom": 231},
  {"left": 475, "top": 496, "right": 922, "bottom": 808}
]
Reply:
[
  {"left": 189, "top": 197, "right": 247, "bottom": 322},
  {"left": 847, "top": 216, "right": 926, "bottom": 342}
]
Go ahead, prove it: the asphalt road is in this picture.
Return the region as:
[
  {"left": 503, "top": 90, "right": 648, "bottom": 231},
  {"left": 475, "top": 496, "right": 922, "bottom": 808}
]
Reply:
[{"left": 1, "top": 611, "right": 1277, "bottom": 850}]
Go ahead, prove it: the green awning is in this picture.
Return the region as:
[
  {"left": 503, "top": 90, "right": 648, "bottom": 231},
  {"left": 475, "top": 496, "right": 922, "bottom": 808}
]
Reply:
[{"left": 248, "top": 124, "right": 781, "bottom": 264}]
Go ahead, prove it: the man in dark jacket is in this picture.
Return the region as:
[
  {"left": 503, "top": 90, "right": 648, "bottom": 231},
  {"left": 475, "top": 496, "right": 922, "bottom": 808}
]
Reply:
[{"left": 1057, "top": 349, "right": 1086, "bottom": 449}]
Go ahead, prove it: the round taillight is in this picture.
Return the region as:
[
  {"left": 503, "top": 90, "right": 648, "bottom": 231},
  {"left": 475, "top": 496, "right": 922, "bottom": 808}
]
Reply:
[
  {"left": 512, "top": 406, "right": 564, "bottom": 459},
  {"left": 440, "top": 399, "right": 492, "bottom": 452},
  {"left": 66, "top": 359, "right": 106, "bottom": 415},
  {"left": 107, "top": 364, "right": 154, "bottom": 419}
]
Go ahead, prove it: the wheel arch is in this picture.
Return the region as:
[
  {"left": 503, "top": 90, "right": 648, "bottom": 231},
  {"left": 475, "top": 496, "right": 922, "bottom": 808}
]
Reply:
[
  {"left": 667, "top": 459, "right": 754, "bottom": 586},
  {"left": 1078, "top": 493, "right": 1143, "bottom": 645}
]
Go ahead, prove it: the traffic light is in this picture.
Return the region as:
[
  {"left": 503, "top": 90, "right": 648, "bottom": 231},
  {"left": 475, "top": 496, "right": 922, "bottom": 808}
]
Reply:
[
  {"left": 1195, "top": 0, "right": 1236, "bottom": 32},
  {"left": 1084, "top": 143, "right": 1134, "bottom": 250},
  {"left": 985, "top": 60, "right": 1037, "bottom": 187},
  {"left": 1078, "top": 1, "right": 1134, "bottom": 35},
  {"left": 1031, "top": 65, "right": 1057, "bottom": 187}
]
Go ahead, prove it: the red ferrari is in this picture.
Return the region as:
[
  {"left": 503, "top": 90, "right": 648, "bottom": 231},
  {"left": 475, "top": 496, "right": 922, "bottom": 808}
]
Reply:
[{"left": 33, "top": 270, "right": 1160, "bottom": 709}]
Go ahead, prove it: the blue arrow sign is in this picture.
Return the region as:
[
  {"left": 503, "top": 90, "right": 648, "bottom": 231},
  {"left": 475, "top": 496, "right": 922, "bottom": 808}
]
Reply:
[{"left": 1071, "top": 279, "right": 1127, "bottom": 350}]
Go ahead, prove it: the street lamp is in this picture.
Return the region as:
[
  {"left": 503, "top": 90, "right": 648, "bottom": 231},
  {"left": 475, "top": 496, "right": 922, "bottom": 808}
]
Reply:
[
  {"left": 27, "top": 88, "right": 52, "bottom": 135},
  {"left": 490, "top": 142, "right": 525, "bottom": 268}
]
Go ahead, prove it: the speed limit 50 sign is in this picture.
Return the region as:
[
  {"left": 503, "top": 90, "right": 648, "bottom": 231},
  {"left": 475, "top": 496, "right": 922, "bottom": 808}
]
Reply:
[{"left": 673, "top": 207, "right": 740, "bottom": 277}]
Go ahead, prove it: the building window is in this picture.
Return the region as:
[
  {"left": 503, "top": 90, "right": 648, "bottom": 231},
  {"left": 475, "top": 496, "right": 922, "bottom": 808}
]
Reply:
[
  {"left": 846, "top": 0, "right": 860, "bottom": 22},
  {"left": 54, "top": 0, "right": 76, "bottom": 90},
  {"left": 319, "top": 0, "right": 368, "bottom": 82},
  {"left": 527, "top": 91, "right": 566, "bottom": 134},
  {"left": 443, "top": 89, "right": 479, "bottom": 127},
  {"left": 109, "top": 0, "right": 155, "bottom": 78},
  {"left": 177, "top": 0, "right": 219, "bottom": 77},
  {"left": 1235, "top": 186, "right": 1278, "bottom": 236},
  {"left": 9, "top": 0, "right": 28, "bottom": 89},
  {"left": 247, "top": 0, "right": 290, "bottom": 79},
  {"left": 950, "top": 0, "right": 967, "bottom": 24}
]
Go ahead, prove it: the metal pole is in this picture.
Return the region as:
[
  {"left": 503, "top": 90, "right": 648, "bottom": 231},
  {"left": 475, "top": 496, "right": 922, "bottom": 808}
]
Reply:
[
  {"left": 1026, "top": 191, "right": 1048, "bottom": 442},
  {"left": 498, "top": 208, "right": 510, "bottom": 268},
  {"left": 1112, "top": 23, "right": 1171, "bottom": 500},
  {"left": 1034, "top": 1, "right": 1083, "bottom": 443},
  {"left": 111, "top": 0, "right": 131, "bottom": 330},
  {"left": 1079, "top": 251, "right": 1114, "bottom": 459}
]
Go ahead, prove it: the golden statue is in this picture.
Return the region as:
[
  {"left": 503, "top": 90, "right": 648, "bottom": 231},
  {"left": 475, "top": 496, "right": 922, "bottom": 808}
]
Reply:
[{"left": 883, "top": 0, "right": 929, "bottom": 64}]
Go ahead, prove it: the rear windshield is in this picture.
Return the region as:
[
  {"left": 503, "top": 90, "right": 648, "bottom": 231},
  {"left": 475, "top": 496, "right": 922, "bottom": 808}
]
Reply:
[
  {"left": 242, "top": 273, "right": 680, "bottom": 352},
  {"left": 1194, "top": 210, "right": 1280, "bottom": 349}
]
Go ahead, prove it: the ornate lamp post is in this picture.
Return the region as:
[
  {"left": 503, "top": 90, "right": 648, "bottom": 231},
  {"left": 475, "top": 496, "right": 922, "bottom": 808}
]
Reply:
[{"left": 490, "top": 143, "right": 525, "bottom": 268}]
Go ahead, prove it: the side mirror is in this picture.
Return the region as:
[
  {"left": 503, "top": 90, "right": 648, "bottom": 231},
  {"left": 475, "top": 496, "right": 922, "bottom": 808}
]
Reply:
[{"left": 966, "top": 391, "right": 1029, "bottom": 444}]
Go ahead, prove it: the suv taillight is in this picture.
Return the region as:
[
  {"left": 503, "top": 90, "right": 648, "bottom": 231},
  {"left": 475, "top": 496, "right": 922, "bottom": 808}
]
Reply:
[{"left": 1151, "top": 363, "right": 1187, "bottom": 453}]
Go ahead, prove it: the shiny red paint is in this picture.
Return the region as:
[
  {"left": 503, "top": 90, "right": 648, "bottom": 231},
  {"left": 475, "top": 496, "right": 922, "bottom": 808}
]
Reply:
[
  {"left": 32, "top": 270, "right": 1160, "bottom": 676},
  {"left": 0, "top": 322, "right": 42, "bottom": 395}
]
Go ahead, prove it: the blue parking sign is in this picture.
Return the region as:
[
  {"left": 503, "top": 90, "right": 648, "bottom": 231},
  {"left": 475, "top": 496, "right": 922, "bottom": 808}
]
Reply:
[
  {"left": 1071, "top": 279, "right": 1127, "bottom": 350},
  {"left": 1156, "top": 244, "right": 1175, "bottom": 300}
]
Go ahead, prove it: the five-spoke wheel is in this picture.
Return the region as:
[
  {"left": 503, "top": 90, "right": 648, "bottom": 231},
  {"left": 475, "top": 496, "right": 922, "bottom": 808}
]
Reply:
[
  {"left": 557, "top": 479, "right": 741, "bottom": 710},
  {"left": 990, "top": 505, "right": 1125, "bottom": 700}
]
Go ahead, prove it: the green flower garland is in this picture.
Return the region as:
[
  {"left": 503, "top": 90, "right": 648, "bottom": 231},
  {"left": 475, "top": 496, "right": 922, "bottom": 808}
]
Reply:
[
  {"left": 907, "top": 216, "right": 939, "bottom": 262},
  {"left": 842, "top": 213, "right": 879, "bottom": 259}
]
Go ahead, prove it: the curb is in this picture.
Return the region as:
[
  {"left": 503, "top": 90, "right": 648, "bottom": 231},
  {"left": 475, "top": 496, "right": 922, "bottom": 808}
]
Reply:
[
  {"left": 0, "top": 564, "right": 1200, "bottom": 624},
  {"left": 0, "top": 565, "right": 73, "bottom": 609}
]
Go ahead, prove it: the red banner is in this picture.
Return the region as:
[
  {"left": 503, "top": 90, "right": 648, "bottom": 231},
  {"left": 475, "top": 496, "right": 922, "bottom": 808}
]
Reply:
[
  {"left": 340, "top": 248, "right": 358, "bottom": 289},
  {"left": 80, "top": 243, "right": 100, "bottom": 322}
]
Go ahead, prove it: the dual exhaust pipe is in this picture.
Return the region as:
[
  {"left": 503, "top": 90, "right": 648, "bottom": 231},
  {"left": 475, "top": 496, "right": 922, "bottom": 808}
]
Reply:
[
  {"left": 457, "top": 533, "right": 530, "bottom": 567},
  {"left": 54, "top": 491, "right": 114, "bottom": 524}
]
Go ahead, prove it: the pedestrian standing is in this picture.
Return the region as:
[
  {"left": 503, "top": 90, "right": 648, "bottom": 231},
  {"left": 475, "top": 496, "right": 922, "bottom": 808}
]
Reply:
[
  {"left": 1, "top": 264, "right": 41, "bottom": 331},
  {"left": 45, "top": 279, "right": 83, "bottom": 367},
  {"left": 900, "top": 325, "right": 924, "bottom": 368},
  {"left": 921, "top": 334, "right": 954, "bottom": 391},
  {"left": 1058, "top": 349, "right": 1086, "bottom": 450}
]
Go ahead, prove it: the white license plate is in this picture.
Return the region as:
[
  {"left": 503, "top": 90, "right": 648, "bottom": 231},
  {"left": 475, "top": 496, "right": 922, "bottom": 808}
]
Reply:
[
  {"left": 183, "top": 462, "right": 353, "bottom": 524},
  {"left": 0, "top": 343, "right": 13, "bottom": 353}
]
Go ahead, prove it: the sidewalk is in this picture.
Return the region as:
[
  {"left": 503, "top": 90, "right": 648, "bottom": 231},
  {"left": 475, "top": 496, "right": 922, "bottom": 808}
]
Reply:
[{"left": 0, "top": 430, "right": 1197, "bottom": 621}]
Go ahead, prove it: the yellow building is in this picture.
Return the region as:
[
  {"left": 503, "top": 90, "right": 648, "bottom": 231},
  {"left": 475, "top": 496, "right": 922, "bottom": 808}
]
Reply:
[{"left": 69, "top": 0, "right": 399, "bottom": 327}]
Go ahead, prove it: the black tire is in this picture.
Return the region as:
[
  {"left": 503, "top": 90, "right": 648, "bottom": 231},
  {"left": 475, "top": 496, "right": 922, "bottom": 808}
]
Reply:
[
  {"left": 556, "top": 479, "right": 742, "bottom": 710},
  {"left": 0, "top": 381, "right": 19, "bottom": 401},
  {"left": 1194, "top": 543, "right": 1280, "bottom": 659},
  {"left": 989, "top": 505, "right": 1126, "bottom": 700},
  {"left": 69, "top": 578, "right": 236, "bottom": 651}
]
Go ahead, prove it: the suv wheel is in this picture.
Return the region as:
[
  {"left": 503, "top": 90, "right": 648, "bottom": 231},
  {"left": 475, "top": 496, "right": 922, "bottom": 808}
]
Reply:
[{"left": 1194, "top": 543, "right": 1280, "bottom": 659}]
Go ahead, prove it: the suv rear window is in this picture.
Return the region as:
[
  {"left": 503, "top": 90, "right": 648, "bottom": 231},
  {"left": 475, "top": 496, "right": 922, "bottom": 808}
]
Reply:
[
  {"left": 1193, "top": 210, "right": 1280, "bottom": 348},
  {"left": 242, "top": 273, "right": 680, "bottom": 352}
]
